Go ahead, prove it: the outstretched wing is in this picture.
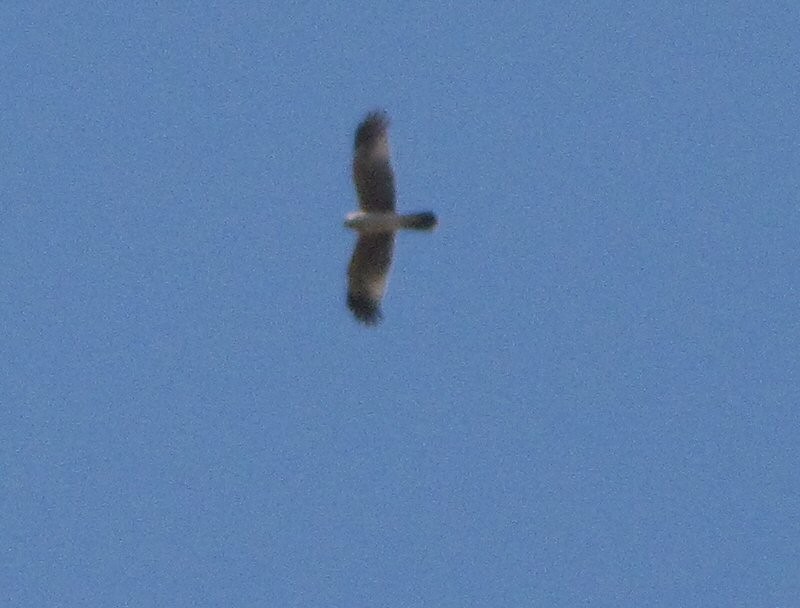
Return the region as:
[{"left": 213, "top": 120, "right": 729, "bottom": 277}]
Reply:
[
  {"left": 353, "top": 112, "right": 395, "bottom": 212},
  {"left": 347, "top": 233, "right": 395, "bottom": 325}
]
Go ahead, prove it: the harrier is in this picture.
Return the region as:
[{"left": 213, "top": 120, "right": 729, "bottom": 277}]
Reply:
[{"left": 345, "top": 112, "right": 437, "bottom": 325}]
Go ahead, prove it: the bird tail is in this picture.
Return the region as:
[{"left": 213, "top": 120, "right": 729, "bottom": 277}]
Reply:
[{"left": 399, "top": 212, "right": 438, "bottom": 231}]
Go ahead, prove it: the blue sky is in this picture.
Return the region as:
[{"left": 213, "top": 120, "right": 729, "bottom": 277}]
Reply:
[{"left": 2, "top": 3, "right": 799, "bottom": 606}]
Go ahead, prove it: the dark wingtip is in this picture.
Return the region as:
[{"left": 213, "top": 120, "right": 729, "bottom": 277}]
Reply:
[
  {"left": 347, "top": 293, "right": 383, "bottom": 326},
  {"left": 354, "top": 111, "right": 389, "bottom": 150}
]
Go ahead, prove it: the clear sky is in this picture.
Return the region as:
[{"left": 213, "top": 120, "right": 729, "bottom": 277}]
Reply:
[{"left": 3, "top": 3, "right": 799, "bottom": 606}]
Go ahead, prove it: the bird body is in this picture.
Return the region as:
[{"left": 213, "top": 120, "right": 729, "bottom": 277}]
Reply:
[{"left": 344, "top": 211, "right": 438, "bottom": 233}]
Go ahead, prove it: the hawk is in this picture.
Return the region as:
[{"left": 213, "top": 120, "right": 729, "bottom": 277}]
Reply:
[{"left": 345, "top": 112, "right": 437, "bottom": 325}]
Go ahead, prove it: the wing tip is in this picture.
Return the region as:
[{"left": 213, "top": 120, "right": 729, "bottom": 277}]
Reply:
[
  {"left": 354, "top": 110, "right": 389, "bottom": 150},
  {"left": 347, "top": 293, "right": 383, "bottom": 326}
]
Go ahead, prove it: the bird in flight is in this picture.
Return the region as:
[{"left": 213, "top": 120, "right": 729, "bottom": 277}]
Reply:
[{"left": 345, "top": 112, "right": 437, "bottom": 325}]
